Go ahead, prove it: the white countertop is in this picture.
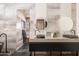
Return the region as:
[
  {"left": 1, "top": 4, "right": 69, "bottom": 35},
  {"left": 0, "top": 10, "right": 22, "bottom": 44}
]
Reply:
[{"left": 29, "top": 37, "right": 79, "bottom": 42}]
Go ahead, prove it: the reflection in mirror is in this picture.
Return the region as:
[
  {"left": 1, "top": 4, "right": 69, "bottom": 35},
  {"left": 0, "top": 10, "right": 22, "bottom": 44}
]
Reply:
[
  {"left": 36, "top": 19, "right": 47, "bottom": 30},
  {"left": 58, "top": 16, "right": 73, "bottom": 37}
]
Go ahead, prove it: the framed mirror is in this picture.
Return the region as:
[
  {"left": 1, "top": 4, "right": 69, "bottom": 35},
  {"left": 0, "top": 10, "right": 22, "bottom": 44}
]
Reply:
[
  {"left": 58, "top": 16, "right": 73, "bottom": 37},
  {"left": 36, "top": 19, "right": 47, "bottom": 30}
]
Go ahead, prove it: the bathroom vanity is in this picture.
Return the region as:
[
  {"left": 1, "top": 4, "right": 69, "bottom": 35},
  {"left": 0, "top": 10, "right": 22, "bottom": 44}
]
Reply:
[{"left": 29, "top": 37, "right": 79, "bottom": 55}]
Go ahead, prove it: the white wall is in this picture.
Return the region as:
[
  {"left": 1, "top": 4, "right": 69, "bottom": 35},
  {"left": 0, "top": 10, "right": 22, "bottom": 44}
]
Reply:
[
  {"left": 35, "top": 3, "right": 47, "bottom": 20},
  {"left": 0, "top": 4, "right": 5, "bottom": 16},
  {"left": 0, "top": 3, "right": 34, "bottom": 18},
  {"left": 60, "top": 3, "right": 71, "bottom": 18},
  {"left": 30, "top": 7, "right": 36, "bottom": 39},
  {"left": 76, "top": 4, "right": 79, "bottom": 36}
]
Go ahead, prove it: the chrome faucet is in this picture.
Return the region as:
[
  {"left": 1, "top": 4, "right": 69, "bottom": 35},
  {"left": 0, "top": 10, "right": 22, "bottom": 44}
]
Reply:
[
  {"left": 0, "top": 33, "right": 7, "bottom": 53},
  {"left": 70, "top": 30, "right": 76, "bottom": 35}
]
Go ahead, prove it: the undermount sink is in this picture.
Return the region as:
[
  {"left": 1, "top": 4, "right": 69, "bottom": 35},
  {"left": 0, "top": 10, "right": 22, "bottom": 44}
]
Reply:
[
  {"left": 63, "top": 34, "right": 78, "bottom": 39},
  {"left": 0, "top": 42, "right": 4, "bottom": 53},
  {"left": 36, "top": 35, "right": 45, "bottom": 38}
]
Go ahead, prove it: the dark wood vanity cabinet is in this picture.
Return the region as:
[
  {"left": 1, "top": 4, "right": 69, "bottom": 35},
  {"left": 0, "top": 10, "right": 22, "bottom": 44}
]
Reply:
[{"left": 29, "top": 39, "right": 79, "bottom": 56}]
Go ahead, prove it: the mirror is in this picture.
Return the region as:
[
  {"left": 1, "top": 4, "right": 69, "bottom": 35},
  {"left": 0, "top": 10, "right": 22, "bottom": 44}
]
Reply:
[
  {"left": 58, "top": 16, "right": 73, "bottom": 36},
  {"left": 58, "top": 16, "right": 73, "bottom": 31},
  {"left": 36, "top": 19, "right": 47, "bottom": 30}
]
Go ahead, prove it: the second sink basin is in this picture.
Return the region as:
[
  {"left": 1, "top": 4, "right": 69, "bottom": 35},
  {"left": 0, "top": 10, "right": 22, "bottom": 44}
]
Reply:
[{"left": 63, "top": 34, "right": 78, "bottom": 39}]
